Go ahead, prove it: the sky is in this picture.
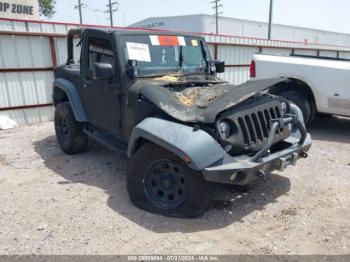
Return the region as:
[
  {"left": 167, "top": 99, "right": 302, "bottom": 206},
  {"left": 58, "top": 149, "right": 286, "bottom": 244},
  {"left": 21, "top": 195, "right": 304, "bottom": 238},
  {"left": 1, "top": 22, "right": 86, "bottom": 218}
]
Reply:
[{"left": 52, "top": 0, "right": 350, "bottom": 34}]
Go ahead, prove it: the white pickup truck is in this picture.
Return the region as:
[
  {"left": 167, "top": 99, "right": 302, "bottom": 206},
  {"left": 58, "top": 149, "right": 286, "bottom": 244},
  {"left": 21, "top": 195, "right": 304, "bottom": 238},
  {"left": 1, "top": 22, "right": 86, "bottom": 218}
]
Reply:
[{"left": 250, "top": 54, "right": 350, "bottom": 123}]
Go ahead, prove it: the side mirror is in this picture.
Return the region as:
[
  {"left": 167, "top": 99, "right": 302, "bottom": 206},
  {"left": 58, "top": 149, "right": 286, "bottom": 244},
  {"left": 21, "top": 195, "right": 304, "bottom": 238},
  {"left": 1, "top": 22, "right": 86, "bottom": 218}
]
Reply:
[
  {"left": 214, "top": 60, "right": 225, "bottom": 73},
  {"left": 93, "top": 63, "right": 113, "bottom": 80},
  {"left": 127, "top": 59, "right": 140, "bottom": 79}
]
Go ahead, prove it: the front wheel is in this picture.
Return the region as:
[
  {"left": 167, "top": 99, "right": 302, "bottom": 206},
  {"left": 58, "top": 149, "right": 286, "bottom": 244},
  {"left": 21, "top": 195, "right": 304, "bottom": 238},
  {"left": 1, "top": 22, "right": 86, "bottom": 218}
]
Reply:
[
  {"left": 127, "top": 143, "right": 215, "bottom": 218},
  {"left": 54, "top": 102, "right": 88, "bottom": 154}
]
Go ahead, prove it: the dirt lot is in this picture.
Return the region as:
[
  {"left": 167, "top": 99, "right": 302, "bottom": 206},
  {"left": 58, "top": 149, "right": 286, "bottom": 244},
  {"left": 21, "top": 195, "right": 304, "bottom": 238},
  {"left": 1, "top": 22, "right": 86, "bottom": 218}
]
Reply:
[{"left": 0, "top": 116, "right": 349, "bottom": 255}]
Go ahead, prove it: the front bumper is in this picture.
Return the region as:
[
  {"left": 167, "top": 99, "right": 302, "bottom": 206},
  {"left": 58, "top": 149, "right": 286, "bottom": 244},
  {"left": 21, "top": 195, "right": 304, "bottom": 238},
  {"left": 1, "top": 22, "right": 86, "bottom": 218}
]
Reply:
[{"left": 202, "top": 115, "right": 312, "bottom": 185}]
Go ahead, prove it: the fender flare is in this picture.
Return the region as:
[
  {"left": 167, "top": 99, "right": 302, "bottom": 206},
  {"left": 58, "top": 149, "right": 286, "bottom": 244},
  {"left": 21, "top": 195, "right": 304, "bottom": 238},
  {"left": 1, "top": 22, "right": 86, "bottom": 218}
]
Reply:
[
  {"left": 53, "top": 78, "right": 88, "bottom": 122},
  {"left": 127, "top": 117, "right": 227, "bottom": 171}
]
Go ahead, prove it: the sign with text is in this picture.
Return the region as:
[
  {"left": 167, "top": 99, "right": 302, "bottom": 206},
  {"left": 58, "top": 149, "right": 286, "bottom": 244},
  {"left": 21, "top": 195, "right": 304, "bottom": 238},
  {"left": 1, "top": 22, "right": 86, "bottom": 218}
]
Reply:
[{"left": 0, "top": 0, "right": 39, "bottom": 20}]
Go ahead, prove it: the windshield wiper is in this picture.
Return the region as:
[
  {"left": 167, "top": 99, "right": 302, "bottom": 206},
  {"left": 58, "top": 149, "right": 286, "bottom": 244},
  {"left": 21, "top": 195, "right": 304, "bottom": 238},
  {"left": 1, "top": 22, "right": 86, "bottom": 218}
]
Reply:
[{"left": 137, "top": 73, "right": 173, "bottom": 78}]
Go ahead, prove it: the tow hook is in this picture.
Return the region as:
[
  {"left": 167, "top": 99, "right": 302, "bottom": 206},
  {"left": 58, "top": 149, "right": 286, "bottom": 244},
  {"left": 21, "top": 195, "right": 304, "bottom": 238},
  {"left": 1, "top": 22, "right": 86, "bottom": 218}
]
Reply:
[
  {"left": 256, "top": 170, "right": 266, "bottom": 180},
  {"left": 300, "top": 151, "right": 308, "bottom": 158}
]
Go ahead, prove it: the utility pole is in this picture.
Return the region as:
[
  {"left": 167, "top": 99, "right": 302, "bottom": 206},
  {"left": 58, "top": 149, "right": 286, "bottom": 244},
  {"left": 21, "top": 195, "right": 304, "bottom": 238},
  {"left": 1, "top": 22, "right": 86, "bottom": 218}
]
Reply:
[
  {"left": 268, "top": 0, "right": 273, "bottom": 40},
  {"left": 210, "top": 0, "right": 223, "bottom": 35},
  {"left": 74, "top": 0, "right": 84, "bottom": 24},
  {"left": 106, "top": 0, "right": 119, "bottom": 27}
]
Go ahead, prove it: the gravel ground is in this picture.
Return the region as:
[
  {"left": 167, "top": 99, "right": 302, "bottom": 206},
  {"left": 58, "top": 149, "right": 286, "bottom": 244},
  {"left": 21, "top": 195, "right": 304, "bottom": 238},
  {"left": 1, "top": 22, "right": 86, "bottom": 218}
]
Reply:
[{"left": 0, "top": 116, "right": 349, "bottom": 255}]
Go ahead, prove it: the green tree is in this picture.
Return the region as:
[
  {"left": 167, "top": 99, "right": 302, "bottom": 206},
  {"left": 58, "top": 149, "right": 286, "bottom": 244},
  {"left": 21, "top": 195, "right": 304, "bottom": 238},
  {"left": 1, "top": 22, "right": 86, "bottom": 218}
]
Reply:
[{"left": 38, "top": 0, "right": 56, "bottom": 19}]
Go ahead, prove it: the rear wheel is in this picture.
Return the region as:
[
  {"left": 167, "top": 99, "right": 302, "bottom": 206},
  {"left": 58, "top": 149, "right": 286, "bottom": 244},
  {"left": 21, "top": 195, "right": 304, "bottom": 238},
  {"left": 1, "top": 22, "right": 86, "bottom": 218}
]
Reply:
[
  {"left": 54, "top": 102, "right": 88, "bottom": 154},
  {"left": 127, "top": 143, "right": 215, "bottom": 218},
  {"left": 278, "top": 90, "right": 315, "bottom": 124}
]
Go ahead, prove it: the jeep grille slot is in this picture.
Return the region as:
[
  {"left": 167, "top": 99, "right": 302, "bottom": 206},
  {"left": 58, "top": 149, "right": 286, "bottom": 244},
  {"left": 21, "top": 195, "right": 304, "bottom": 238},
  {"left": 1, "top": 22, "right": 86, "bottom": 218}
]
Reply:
[
  {"left": 264, "top": 109, "right": 271, "bottom": 129},
  {"left": 238, "top": 117, "right": 250, "bottom": 146},
  {"left": 252, "top": 113, "right": 263, "bottom": 141},
  {"left": 258, "top": 111, "right": 269, "bottom": 137},
  {"left": 232, "top": 102, "right": 288, "bottom": 152},
  {"left": 275, "top": 107, "right": 281, "bottom": 118},
  {"left": 245, "top": 115, "right": 256, "bottom": 144}
]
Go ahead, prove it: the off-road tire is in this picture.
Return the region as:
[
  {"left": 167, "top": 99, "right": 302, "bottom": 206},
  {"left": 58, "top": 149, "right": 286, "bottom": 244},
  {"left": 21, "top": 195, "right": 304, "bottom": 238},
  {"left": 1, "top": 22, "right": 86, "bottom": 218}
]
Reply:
[
  {"left": 127, "top": 143, "right": 215, "bottom": 218},
  {"left": 279, "top": 90, "right": 315, "bottom": 124},
  {"left": 54, "top": 102, "right": 88, "bottom": 154}
]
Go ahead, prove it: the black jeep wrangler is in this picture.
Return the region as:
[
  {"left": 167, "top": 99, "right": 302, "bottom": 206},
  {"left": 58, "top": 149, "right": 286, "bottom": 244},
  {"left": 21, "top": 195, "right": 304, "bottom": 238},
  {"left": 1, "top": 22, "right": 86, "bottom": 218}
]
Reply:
[{"left": 53, "top": 28, "right": 311, "bottom": 218}]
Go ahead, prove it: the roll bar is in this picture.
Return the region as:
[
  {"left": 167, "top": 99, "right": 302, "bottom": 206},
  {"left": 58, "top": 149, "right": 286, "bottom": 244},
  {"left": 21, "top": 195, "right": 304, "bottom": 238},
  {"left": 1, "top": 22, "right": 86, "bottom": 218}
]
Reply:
[{"left": 66, "top": 29, "right": 84, "bottom": 65}]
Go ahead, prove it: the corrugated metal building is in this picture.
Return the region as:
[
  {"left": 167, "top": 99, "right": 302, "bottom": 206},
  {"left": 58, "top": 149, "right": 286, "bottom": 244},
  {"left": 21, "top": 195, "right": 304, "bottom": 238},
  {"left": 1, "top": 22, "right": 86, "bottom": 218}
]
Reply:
[
  {"left": 130, "top": 14, "right": 350, "bottom": 46},
  {"left": 1, "top": 17, "right": 350, "bottom": 125}
]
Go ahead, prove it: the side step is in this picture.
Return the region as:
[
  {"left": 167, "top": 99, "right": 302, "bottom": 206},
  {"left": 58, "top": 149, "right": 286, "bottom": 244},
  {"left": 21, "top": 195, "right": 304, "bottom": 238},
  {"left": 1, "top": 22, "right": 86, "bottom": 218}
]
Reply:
[{"left": 83, "top": 124, "right": 127, "bottom": 154}]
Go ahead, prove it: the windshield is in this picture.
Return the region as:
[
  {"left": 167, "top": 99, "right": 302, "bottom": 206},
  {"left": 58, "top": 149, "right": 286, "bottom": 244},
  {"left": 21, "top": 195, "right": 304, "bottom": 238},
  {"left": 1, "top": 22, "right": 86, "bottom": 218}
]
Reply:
[{"left": 121, "top": 34, "right": 210, "bottom": 77}]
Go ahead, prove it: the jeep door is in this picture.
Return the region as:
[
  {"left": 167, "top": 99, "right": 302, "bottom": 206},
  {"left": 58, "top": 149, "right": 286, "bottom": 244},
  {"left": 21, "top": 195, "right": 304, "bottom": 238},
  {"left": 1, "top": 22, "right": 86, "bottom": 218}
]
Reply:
[{"left": 81, "top": 31, "right": 121, "bottom": 136}]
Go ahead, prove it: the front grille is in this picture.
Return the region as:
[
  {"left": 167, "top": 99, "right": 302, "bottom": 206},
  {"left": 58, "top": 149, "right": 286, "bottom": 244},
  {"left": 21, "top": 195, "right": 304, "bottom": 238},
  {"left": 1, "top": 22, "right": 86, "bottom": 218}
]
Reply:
[
  {"left": 237, "top": 106, "right": 283, "bottom": 146},
  {"left": 221, "top": 96, "right": 291, "bottom": 154}
]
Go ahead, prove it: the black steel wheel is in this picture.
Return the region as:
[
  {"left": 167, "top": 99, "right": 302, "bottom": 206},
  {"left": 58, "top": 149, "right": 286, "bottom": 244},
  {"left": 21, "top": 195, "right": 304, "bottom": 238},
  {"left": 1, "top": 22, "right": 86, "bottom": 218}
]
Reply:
[
  {"left": 144, "top": 159, "right": 189, "bottom": 210},
  {"left": 57, "top": 117, "right": 71, "bottom": 142},
  {"left": 54, "top": 102, "right": 88, "bottom": 154},
  {"left": 127, "top": 143, "right": 215, "bottom": 218}
]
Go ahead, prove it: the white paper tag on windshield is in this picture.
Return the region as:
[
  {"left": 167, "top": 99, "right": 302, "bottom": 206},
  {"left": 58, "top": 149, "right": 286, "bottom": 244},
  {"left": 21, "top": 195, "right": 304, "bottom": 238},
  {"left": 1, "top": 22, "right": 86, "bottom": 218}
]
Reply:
[{"left": 127, "top": 42, "right": 151, "bottom": 62}]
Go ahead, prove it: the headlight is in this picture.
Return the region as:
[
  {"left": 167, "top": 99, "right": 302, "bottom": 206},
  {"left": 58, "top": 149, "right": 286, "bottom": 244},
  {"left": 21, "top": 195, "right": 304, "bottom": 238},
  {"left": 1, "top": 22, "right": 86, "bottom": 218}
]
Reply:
[
  {"left": 281, "top": 101, "right": 288, "bottom": 115},
  {"left": 218, "top": 121, "right": 231, "bottom": 139}
]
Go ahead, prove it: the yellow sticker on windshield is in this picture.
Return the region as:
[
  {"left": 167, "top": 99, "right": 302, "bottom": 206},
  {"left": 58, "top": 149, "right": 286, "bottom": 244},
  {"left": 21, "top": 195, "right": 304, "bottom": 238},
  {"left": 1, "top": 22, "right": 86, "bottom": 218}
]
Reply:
[{"left": 191, "top": 39, "right": 198, "bottom": 46}]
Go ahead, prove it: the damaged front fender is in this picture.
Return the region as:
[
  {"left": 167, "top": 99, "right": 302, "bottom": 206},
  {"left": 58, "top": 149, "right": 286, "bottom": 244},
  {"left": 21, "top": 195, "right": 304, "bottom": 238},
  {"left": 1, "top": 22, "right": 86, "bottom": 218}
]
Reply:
[{"left": 127, "top": 117, "right": 226, "bottom": 170}]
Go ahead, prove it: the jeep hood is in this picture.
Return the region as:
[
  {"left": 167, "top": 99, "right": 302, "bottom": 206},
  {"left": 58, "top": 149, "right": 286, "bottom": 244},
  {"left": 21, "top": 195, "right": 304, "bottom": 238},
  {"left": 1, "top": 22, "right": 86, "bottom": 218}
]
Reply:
[{"left": 138, "top": 77, "right": 287, "bottom": 123}]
